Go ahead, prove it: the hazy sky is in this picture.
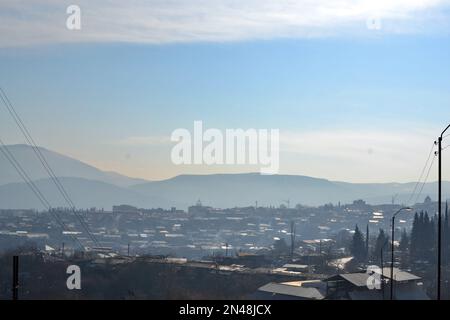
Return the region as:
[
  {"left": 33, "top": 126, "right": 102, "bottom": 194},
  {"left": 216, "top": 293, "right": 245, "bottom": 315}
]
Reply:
[{"left": 1, "top": 1, "right": 450, "bottom": 182}]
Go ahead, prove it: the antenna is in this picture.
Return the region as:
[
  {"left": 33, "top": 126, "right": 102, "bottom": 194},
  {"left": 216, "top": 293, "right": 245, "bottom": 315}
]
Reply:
[{"left": 290, "top": 221, "right": 296, "bottom": 261}]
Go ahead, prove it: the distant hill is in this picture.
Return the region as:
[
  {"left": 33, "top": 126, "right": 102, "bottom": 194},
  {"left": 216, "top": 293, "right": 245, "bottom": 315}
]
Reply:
[
  {"left": 1, "top": 144, "right": 449, "bottom": 210},
  {"left": 0, "top": 144, "right": 147, "bottom": 187},
  {"left": 131, "top": 173, "right": 450, "bottom": 208},
  {"left": 0, "top": 177, "right": 176, "bottom": 210}
]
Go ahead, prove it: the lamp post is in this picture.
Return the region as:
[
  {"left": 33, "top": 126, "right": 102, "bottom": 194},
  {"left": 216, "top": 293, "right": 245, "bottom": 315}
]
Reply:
[
  {"left": 437, "top": 124, "right": 450, "bottom": 300},
  {"left": 380, "top": 238, "right": 389, "bottom": 300},
  {"left": 391, "top": 207, "right": 412, "bottom": 300}
]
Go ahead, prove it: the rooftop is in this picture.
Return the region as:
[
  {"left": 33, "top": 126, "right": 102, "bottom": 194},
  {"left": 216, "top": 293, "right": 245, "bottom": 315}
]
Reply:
[
  {"left": 258, "top": 282, "right": 325, "bottom": 300},
  {"left": 325, "top": 268, "right": 421, "bottom": 287}
]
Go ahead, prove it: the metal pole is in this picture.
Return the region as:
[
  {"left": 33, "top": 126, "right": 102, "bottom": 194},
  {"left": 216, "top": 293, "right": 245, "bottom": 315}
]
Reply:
[
  {"left": 391, "top": 216, "right": 395, "bottom": 300},
  {"left": 438, "top": 136, "right": 442, "bottom": 300},
  {"left": 12, "top": 255, "right": 18, "bottom": 300},
  {"left": 388, "top": 207, "right": 412, "bottom": 300},
  {"left": 437, "top": 124, "right": 450, "bottom": 300},
  {"left": 381, "top": 248, "right": 385, "bottom": 300}
]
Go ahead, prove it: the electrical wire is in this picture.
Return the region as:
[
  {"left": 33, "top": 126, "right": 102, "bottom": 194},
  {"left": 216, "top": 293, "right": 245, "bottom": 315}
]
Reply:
[
  {"left": 0, "top": 88, "right": 100, "bottom": 247},
  {"left": 414, "top": 153, "right": 437, "bottom": 205},
  {"left": 406, "top": 142, "right": 437, "bottom": 206},
  {"left": 0, "top": 138, "right": 85, "bottom": 250}
]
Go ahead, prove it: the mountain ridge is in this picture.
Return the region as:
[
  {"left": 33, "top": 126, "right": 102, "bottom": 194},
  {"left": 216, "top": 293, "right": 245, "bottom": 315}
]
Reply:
[
  {"left": 0, "top": 144, "right": 148, "bottom": 187},
  {"left": 1, "top": 144, "right": 449, "bottom": 210}
]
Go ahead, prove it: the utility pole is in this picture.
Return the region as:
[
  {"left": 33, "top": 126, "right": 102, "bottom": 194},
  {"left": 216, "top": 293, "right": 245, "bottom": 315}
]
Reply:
[
  {"left": 12, "top": 256, "right": 18, "bottom": 300},
  {"left": 290, "top": 221, "right": 296, "bottom": 260},
  {"left": 438, "top": 135, "right": 442, "bottom": 300},
  {"left": 61, "top": 242, "right": 65, "bottom": 257},
  {"left": 366, "top": 225, "right": 369, "bottom": 261},
  {"left": 381, "top": 247, "right": 385, "bottom": 300},
  {"left": 127, "top": 243, "right": 130, "bottom": 257},
  {"left": 391, "top": 216, "right": 395, "bottom": 300},
  {"left": 380, "top": 237, "right": 390, "bottom": 300},
  {"left": 437, "top": 124, "right": 450, "bottom": 300},
  {"left": 390, "top": 207, "right": 412, "bottom": 300}
]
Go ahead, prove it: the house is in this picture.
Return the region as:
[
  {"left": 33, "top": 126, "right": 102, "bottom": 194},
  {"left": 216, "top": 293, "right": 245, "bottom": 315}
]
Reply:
[
  {"left": 252, "top": 281, "right": 325, "bottom": 300},
  {"left": 324, "top": 267, "right": 429, "bottom": 300}
]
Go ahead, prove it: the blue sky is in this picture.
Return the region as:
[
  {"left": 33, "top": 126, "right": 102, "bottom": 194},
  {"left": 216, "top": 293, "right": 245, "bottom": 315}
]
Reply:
[{"left": 1, "top": 1, "right": 450, "bottom": 182}]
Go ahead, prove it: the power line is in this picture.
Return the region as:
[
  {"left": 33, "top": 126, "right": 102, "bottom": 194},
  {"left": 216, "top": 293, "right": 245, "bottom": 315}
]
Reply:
[
  {"left": 0, "top": 139, "right": 50, "bottom": 209},
  {"left": 414, "top": 152, "right": 437, "bottom": 205},
  {"left": 0, "top": 138, "right": 85, "bottom": 250},
  {"left": 0, "top": 87, "right": 100, "bottom": 247},
  {"left": 0, "top": 139, "right": 84, "bottom": 249},
  {"left": 406, "top": 142, "right": 436, "bottom": 206}
]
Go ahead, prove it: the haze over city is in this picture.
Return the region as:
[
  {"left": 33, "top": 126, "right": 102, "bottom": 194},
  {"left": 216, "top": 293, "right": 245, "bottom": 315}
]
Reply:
[
  {"left": 1, "top": 1, "right": 450, "bottom": 182},
  {"left": 2, "top": 0, "right": 450, "bottom": 305}
]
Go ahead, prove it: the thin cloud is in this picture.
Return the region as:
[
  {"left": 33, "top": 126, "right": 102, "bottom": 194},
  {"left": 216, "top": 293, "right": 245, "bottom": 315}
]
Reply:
[
  {"left": 0, "top": 0, "right": 449, "bottom": 47},
  {"left": 278, "top": 128, "right": 437, "bottom": 183},
  {"left": 280, "top": 129, "right": 432, "bottom": 159},
  {"left": 117, "top": 136, "right": 171, "bottom": 146}
]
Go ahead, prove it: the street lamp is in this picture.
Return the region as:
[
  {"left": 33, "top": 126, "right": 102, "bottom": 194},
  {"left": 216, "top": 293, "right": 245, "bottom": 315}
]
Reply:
[
  {"left": 380, "top": 238, "right": 389, "bottom": 300},
  {"left": 437, "top": 124, "right": 450, "bottom": 300},
  {"left": 390, "top": 206, "right": 413, "bottom": 300}
]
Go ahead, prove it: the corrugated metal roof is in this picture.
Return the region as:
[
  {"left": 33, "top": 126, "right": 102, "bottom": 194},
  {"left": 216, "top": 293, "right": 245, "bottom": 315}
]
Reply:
[
  {"left": 339, "top": 273, "right": 370, "bottom": 287},
  {"left": 375, "top": 268, "right": 421, "bottom": 282},
  {"left": 325, "top": 268, "right": 421, "bottom": 287},
  {"left": 258, "top": 283, "right": 325, "bottom": 300}
]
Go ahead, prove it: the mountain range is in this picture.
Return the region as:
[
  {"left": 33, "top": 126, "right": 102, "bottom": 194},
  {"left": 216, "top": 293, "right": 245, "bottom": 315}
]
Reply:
[{"left": 0, "top": 144, "right": 448, "bottom": 210}]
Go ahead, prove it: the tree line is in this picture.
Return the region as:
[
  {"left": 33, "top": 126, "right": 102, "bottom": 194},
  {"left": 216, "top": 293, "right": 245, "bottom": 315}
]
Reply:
[{"left": 350, "top": 204, "right": 450, "bottom": 267}]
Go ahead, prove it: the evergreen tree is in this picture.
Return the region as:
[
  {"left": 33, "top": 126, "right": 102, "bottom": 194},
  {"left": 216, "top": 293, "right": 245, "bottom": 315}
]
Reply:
[
  {"left": 366, "top": 224, "right": 370, "bottom": 259},
  {"left": 445, "top": 203, "right": 450, "bottom": 265},
  {"left": 410, "top": 210, "right": 436, "bottom": 263},
  {"left": 399, "top": 228, "right": 409, "bottom": 268},
  {"left": 410, "top": 212, "right": 420, "bottom": 260},
  {"left": 372, "top": 229, "right": 388, "bottom": 264},
  {"left": 424, "top": 212, "right": 435, "bottom": 262},
  {"left": 351, "top": 225, "right": 366, "bottom": 262},
  {"left": 399, "top": 229, "right": 409, "bottom": 252}
]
